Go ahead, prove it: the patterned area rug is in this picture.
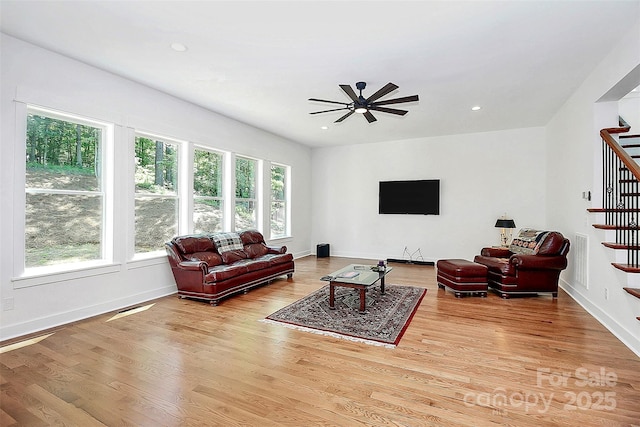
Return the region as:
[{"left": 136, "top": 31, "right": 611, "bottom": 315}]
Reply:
[{"left": 263, "top": 284, "right": 426, "bottom": 348}]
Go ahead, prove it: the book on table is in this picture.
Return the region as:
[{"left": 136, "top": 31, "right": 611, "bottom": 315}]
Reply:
[{"left": 336, "top": 271, "right": 359, "bottom": 279}]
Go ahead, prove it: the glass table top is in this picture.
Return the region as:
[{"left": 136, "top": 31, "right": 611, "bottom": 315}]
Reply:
[{"left": 321, "top": 264, "right": 392, "bottom": 286}]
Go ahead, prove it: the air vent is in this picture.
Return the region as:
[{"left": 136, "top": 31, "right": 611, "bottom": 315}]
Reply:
[{"left": 574, "top": 233, "right": 589, "bottom": 289}]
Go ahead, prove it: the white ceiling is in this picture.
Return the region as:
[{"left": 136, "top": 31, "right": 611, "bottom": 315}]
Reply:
[{"left": 1, "top": 1, "right": 639, "bottom": 147}]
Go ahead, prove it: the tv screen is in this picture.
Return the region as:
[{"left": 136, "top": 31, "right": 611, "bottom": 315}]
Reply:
[{"left": 379, "top": 179, "right": 440, "bottom": 215}]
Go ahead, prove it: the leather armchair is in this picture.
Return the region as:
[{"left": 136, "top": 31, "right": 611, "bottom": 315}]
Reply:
[{"left": 474, "top": 230, "right": 570, "bottom": 298}]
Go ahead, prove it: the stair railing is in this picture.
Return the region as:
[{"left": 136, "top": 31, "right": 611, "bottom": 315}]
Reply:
[{"left": 601, "top": 117, "right": 640, "bottom": 268}]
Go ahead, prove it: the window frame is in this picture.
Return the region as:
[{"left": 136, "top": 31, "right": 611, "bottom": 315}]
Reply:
[
  {"left": 132, "top": 131, "right": 183, "bottom": 258},
  {"left": 234, "top": 155, "right": 261, "bottom": 232},
  {"left": 14, "top": 104, "right": 116, "bottom": 285},
  {"left": 269, "top": 162, "right": 290, "bottom": 239},
  {"left": 10, "top": 101, "right": 296, "bottom": 290},
  {"left": 192, "top": 146, "right": 225, "bottom": 234}
]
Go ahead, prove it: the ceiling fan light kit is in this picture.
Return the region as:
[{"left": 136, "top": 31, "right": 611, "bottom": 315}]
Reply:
[{"left": 309, "top": 81, "right": 419, "bottom": 123}]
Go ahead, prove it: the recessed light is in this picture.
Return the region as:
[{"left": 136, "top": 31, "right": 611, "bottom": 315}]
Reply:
[
  {"left": 320, "top": 126, "right": 328, "bottom": 130},
  {"left": 170, "top": 42, "right": 188, "bottom": 52},
  {"left": 471, "top": 106, "right": 481, "bottom": 111}
]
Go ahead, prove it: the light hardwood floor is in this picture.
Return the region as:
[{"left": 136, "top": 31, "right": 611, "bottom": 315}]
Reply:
[{"left": 1, "top": 256, "right": 639, "bottom": 426}]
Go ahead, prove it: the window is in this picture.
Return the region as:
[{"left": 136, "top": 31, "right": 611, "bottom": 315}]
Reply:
[
  {"left": 235, "top": 156, "right": 258, "bottom": 230},
  {"left": 270, "top": 163, "right": 289, "bottom": 238},
  {"left": 25, "top": 108, "right": 107, "bottom": 268},
  {"left": 193, "top": 148, "right": 224, "bottom": 233},
  {"left": 134, "top": 134, "right": 179, "bottom": 254}
]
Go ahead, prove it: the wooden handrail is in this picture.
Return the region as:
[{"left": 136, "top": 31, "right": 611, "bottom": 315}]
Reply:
[{"left": 601, "top": 120, "right": 640, "bottom": 181}]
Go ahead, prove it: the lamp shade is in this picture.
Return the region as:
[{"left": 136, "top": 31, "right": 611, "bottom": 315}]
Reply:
[{"left": 495, "top": 218, "right": 516, "bottom": 228}]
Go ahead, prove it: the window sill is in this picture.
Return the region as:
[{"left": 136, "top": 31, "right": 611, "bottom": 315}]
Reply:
[
  {"left": 128, "top": 252, "right": 168, "bottom": 269},
  {"left": 12, "top": 262, "right": 122, "bottom": 289},
  {"left": 268, "top": 235, "right": 292, "bottom": 244}
]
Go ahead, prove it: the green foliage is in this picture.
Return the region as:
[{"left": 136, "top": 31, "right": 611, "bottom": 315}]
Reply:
[
  {"left": 26, "top": 114, "right": 100, "bottom": 169},
  {"left": 235, "top": 157, "right": 256, "bottom": 199},
  {"left": 194, "top": 149, "right": 222, "bottom": 197},
  {"left": 271, "top": 164, "right": 286, "bottom": 200},
  {"left": 135, "top": 136, "right": 178, "bottom": 193}
]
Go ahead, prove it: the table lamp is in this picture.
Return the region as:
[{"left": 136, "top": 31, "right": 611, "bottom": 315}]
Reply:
[{"left": 495, "top": 217, "right": 516, "bottom": 247}]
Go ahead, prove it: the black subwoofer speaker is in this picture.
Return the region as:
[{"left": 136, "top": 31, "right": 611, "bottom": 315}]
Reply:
[{"left": 317, "top": 243, "right": 330, "bottom": 258}]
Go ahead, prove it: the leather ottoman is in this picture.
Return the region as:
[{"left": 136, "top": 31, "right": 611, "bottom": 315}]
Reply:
[{"left": 437, "top": 259, "right": 488, "bottom": 298}]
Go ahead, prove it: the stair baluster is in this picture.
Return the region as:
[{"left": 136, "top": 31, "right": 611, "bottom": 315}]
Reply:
[{"left": 592, "top": 117, "right": 640, "bottom": 272}]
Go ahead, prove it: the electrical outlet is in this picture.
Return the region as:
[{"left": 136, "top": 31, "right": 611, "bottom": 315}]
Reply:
[
  {"left": 604, "top": 288, "right": 609, "bottom": 300},
  {"left": 2, "top": 297, "right": 14, "bottom": 311}
]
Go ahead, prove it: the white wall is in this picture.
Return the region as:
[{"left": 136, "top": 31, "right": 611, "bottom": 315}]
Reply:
[
  {"left": 619, "top": 93, "right": 640, "bottom": 131},
  {"left": 311, "top": 127, "right": 547, "bottom": 263},
  {"left": 546, "top": 21, "right": 640, "bottom": 357},
  {"left": 0, "top": 34, "right": 312, "bottom": 340}
]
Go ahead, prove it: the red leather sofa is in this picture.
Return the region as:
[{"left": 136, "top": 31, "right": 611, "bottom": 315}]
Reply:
[
  {"left": 473, "top": 229, "right": 570, "bottom": 298},
  {"left": 166, "top": 230, "right": 294, "bottom": 305}
]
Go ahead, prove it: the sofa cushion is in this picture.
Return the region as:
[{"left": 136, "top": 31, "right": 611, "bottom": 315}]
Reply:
[
  {"left": 259, "top": 253, "right": 294, "bottom": 266},
  {"left": 187, "top": 251, "right": 223, "bottom": 267},
  {"left": 174, "top": 235, "right": 215, "bottom": 254},
  {"left": 212, "top": 232, "right": 244, "bottom": 253},
  {"left": 221, "top": 249, "right": 248, "bottom": 264},
  {"left": 240, "top": 229, "right": 265, "bottom": 245},
  {"left": 509, "top": 229, "right": 549, "bottom": 255},
  {"left": 233, "top": 258, "right": 271, "bottom": 272},
  {"left": 204, "top": 264, "right": 249, "bottom": 282},
  {"left": 244, "top": 243, "right": 269, "bottom": 259},
  {"left": 537, "top": 232, "right": 565, "bottom": 255}
]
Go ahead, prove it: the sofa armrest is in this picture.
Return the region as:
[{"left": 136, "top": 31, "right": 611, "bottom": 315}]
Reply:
[
  {"left": 266, "top": 245, "right": 287, "bottom": 254},
  {"left": 510, "top": 254, "right": 568, "bottom": 270},
  {"left": 178, "top": 260, "right": 208, "bottom": 273},
  {"left": 481, "top": 247, "right": 512, "bottom": 257}
]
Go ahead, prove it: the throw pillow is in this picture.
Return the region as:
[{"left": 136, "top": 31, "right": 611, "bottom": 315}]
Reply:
[
  {"left": 211, "top": 232, "right": 244, "bottom": 254},
  {"left": 509, "top": 229, "right": 549, "bottom": 255}
]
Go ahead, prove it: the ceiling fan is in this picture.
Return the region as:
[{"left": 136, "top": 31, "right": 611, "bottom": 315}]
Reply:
[{"left": 309, "top": 81, "right": 419, "bottom": 123}]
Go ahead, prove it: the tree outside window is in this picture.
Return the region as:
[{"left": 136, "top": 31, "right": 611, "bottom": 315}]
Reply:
[
  {"left": 193, "top": 148, "right": 223, "bottom": 233},
  {"left": 25, "top": 110, "right": 105, "bottom": 268},
  {"left": 270, "top": 164, "right": 288, "bottom": 238},
  {"left": 235, "top": 156, "right": 257, "bottom": 231},
  {"left": 134, "top": 135, "right": 179, "bottom": 253}
]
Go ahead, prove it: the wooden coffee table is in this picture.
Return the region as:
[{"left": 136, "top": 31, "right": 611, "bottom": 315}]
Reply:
[{"left": 321, "top": 264, "right": 393, "bottom": 314}]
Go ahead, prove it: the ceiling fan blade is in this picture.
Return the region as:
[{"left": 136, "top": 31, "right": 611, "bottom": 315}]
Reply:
[
  {"left": 363, "top": 111, "right": 377, "bottom": 123},
  {"left": 335, "top": 110, "right": 355, "bottom": 123},
  {"left": 368, "top": 106, "right": 408, "bottom": 116},
  {"left": 309, "top": 98, "right": 350, "bottom": 106},
  {"left": 310, "top": 107, "right": 350, "bottom": 115},
  {"left": 365, "top": 82, "right": 399, "bottom": 103},
  {"left": 372, "top": 94, "right": 419, "bottom": 106},
  {"left": 339, "top": 84, "right": 359, "bottom": 102}
]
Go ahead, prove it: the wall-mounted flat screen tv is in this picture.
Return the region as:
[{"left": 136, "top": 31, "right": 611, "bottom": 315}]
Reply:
[{"left": 379, "top": 179, "right": 440, "bottom": 215}]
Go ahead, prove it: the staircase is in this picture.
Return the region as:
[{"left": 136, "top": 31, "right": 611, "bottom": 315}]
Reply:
[
  {"left": 588, "top": 117, "right": 640, "bottom": 320},
  {"left": 620, "top": 133, "right": 640, "bottom": 164}
]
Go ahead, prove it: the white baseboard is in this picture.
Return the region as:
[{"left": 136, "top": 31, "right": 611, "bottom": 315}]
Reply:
[
  {"left": 560, "top": 279, "right": 640, "bottom": 358},
  {"left": 0, "top": 285, "right": 177, "bottom": 342}
]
